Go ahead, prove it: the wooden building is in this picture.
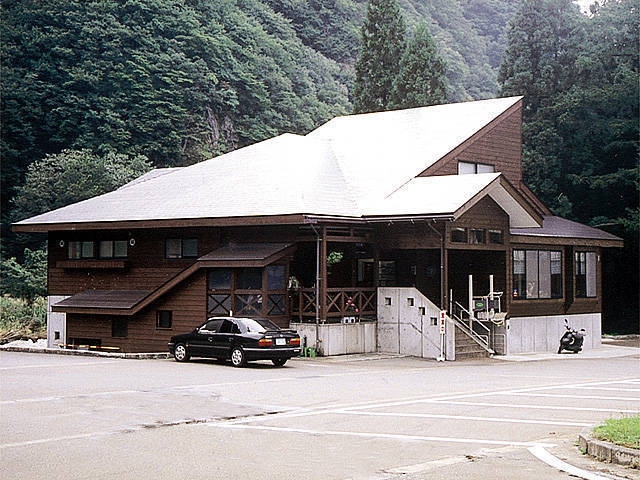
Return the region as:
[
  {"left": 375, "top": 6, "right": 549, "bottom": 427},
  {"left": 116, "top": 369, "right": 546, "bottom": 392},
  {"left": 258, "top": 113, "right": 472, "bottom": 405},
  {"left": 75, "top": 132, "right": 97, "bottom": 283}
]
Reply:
[{"left": 14, "top": 97, "right": 622, "bottom": 358}]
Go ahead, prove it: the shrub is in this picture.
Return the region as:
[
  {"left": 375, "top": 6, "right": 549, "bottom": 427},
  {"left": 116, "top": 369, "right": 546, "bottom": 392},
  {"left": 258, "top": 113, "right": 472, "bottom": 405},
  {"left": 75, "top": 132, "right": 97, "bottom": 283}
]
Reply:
[{"left": 0, "top": 295, "right": 47, "bottom": 341}]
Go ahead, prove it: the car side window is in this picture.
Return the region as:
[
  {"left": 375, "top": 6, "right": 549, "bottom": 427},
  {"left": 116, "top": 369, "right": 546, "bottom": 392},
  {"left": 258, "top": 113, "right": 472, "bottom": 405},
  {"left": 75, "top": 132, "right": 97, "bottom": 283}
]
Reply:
[
  {"left": 220, "top": 320, "right": 240, "bottom": 334},
  {"left": 219, "top": 320, "right": 233, "bottom": 334},
  {"left": 202, "top": 319, "right": 223, "bottom": 332}
]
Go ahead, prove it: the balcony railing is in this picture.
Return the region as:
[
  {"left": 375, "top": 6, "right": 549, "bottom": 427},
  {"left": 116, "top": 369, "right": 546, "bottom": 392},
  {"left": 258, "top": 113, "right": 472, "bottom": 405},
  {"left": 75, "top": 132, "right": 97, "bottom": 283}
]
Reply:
[{"left": 291, "top": 287, "right": 377, "bottom": 323}]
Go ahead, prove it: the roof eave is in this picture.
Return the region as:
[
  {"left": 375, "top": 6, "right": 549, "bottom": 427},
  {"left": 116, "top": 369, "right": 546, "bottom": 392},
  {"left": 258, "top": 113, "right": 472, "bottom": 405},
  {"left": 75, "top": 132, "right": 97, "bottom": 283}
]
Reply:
[{"left": 13, "top": 214, "right": 311, "bottom": 233}]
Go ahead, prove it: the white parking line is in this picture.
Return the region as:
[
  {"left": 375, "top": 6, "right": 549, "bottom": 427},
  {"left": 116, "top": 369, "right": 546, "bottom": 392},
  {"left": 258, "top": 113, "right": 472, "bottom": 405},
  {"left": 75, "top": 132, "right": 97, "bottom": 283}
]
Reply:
[
  {"left": 428, "top": 400, "right": 640, "bottom": 414},
  {"left": 528, "top": 445, "right": 627, "bottom": 480},
  {"left": 336, "top": 410, "right": 592, "bottom": 427},
  {"left": 498, "top": 392, "right": 639, "bottom": 401},
  {"left": 0, "top": 360, "right": 121, "bottom": 370},
  {"left": 214, "top": 423, "right": 556, "bottom": 448},
  {"left": 0, "top": 389, "right": 140, "bottom": 405}
]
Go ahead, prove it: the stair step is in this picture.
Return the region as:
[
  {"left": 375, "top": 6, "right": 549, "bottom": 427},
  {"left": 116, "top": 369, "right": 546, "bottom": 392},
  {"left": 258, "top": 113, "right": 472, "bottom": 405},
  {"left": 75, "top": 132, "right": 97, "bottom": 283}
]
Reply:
[{"left": 454, "top": 325, "right": 491, "bottom": 359}]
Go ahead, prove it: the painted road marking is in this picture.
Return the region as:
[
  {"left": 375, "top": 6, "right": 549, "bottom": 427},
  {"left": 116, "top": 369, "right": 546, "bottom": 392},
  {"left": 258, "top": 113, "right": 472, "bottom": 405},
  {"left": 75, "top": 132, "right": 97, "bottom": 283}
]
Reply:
[
  {"left": 335, "top": 410, "right": 593, "bottom": 427},
  {"left": 0, "top": 360, "right": 121, "bottom": 370},
  {"left": 213, "top": 423, "right": 556, "bottom": 448},
  {"left": 427, "top": 400, "right": 640, "bottom": 414},
  {"left": 497, "top": 392, "right": 640, "bottom": 401},
  {"left": 528, "top": 445, "right": 627, "bottom": 480}
]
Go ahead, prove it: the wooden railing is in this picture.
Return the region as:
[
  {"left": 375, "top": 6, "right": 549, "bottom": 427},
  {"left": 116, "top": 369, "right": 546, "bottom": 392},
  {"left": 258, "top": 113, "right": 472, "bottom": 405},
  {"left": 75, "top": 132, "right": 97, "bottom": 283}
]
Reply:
[{"left": 291, "top": 287, "right": 377, "bottom": 323}]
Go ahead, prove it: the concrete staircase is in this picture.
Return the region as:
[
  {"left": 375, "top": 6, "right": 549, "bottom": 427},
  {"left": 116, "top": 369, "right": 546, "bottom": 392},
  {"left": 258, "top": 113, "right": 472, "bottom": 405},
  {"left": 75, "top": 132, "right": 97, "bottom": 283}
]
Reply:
[{"left": 454, "top": 324, "right": 492, "bottom": 360}]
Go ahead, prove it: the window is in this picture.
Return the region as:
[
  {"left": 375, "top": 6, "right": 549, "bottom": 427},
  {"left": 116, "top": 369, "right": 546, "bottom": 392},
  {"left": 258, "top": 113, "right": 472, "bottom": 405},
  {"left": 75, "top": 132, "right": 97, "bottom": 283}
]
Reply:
[
  {"left": 458, "top": 161, "right": 495, "bottom": 175},
  {"left": 237, "top": 268, "right": 261, "bottom": 289},
  {"left": 166, "top": 238, "right": 198, "bottom": 259},
  {"left": 489, "top": 229, "right": 503, "bottom": 244},
  {"left": 99, "top": 240, "right": 128, "bottom": 259},
  {"left": 470, "top": 229, "right": 486, "bottom": 244},
  {"left": 112, "top": 318, "right": 128, "bottom": 338},
  {"left": 266, "top": 265, "right": 286, "bottom": 290},
  {"left": 156, "top": 310, "right": 172, "bottom": 329},
  {"left": 513, "top": 249, "right": 563, "bottom": 299},
  {"left": 575, "top": 252, "right": 597, "bottom": 298},
  {"left": 201, "top": 319, "right": 223, "bottom": 332},
  {"left": 450, "top": 227, "right": 467, "bottom": 243},
  {"left": 207, "top": 266, "right": 289, "bottom": 318},
  {"left": 208, "top": 269, "right": 232, "bottom": 290},
  {"left": 68, "top": 241, "right": 95, "bottom": 259}
]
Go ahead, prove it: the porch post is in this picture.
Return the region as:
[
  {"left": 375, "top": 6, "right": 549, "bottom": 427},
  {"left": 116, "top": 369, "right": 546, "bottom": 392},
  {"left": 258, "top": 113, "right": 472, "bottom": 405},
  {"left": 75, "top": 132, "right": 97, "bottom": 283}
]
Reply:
[{"left": 320, "top": 224, "right": 328, "bottom": 322}]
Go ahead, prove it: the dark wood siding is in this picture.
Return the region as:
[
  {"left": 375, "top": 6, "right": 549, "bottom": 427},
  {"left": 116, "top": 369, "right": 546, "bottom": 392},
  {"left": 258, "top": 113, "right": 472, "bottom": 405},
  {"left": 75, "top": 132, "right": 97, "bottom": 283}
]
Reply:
[
  {"left": 66, "top": 271, "right": 207, "bottom": 353},
  {"left": 48, "top": 227, "right": 223, "bottom": 296},
  {"left": 420, "top": 103, "right": 523, "bottom": 188}
]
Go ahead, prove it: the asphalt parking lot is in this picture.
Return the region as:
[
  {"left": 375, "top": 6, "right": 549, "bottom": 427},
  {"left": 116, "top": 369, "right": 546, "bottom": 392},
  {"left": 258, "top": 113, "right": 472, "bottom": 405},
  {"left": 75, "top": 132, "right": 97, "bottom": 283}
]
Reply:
[{"left": 1, "top": 344, "right": 638, "bottom": 480}]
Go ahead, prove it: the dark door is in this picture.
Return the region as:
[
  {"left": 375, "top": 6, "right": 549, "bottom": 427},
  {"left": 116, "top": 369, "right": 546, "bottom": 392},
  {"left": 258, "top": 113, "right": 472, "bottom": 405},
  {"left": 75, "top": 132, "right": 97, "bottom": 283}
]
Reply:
[
  {"left": 212, "top": 319, "right": 240, "bottom": 358},
  {"left": 189, "top": 318, "right": 223, "bottom": 357}
]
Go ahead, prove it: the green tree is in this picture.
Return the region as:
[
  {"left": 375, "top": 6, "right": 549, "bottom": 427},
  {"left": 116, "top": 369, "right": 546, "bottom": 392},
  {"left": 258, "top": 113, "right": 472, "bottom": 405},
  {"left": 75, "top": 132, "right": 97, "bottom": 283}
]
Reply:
[
  {"left": 498, "top": 0, "right": 639, "bottom": 332},
  {"left": 391, "top": 22, "right": 447, "bottom": 108},
  {"left": 11, "top": 150, "right": 152, "bottom": 223},
  {"left": 353, "top": 0, "right": 406, "bottom": 113},
  {"left": 0, "top": 247, "right": 47, "bottom": 301},
  {"left": 499, "top": 0, "right": 585, "bottom": 115}
]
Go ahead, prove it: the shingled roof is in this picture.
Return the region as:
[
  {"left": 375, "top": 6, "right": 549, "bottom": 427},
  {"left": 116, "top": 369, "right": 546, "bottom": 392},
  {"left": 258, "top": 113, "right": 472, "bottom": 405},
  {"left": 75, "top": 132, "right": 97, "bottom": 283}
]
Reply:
[{"left": 15, "top": 96, "right": 540, "bottom": 231}]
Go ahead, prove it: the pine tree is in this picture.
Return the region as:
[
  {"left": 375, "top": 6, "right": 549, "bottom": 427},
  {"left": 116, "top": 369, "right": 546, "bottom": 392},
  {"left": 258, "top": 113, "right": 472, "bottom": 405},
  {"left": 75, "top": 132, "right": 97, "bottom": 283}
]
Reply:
[
  {"left": 391, "top": 22, "right": 447, "bottom": 109},
  {"left": 353, "top": 0, "right": 406, "bottom": 113}
]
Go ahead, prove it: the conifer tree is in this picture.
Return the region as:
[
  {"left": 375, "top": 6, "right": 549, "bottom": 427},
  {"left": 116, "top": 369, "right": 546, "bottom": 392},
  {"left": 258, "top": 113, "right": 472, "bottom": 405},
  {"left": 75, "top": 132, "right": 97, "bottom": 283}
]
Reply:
[
  {"left": 391, "top": 22, "right": 447, "bottom": 109},
  {"left": 353, "top": 0, "right": 406, "bottom": 113}
]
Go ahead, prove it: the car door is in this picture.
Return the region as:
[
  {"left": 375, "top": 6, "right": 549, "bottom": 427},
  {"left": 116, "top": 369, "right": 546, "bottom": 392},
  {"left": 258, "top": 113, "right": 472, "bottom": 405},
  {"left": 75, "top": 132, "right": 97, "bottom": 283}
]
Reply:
[
  {"left": 213, "top": 319, "right": 241, "bottom": 358},
  {"left": 189, "top": 319, "right": 223, "bottom": 357}
]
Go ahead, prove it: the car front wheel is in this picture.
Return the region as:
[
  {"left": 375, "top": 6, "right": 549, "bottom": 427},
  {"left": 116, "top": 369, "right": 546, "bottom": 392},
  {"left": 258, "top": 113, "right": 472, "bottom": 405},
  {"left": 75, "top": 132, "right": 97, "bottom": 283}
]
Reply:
[
  {"left": 272, "top": 358, "right": 288, "bottom": 367},
  {"left": 230, "top": 347, "right": 246, "bottom": 367},
  {"left": 173, "top": 343, "right": 190, "bottom": 362}
]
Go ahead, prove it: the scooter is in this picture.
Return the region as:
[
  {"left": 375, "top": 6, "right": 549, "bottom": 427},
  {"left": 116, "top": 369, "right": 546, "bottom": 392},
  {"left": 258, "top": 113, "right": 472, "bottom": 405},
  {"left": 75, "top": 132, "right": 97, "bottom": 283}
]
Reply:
[{"left": 557, "top": 319, "right": 586, "bottom": 354}]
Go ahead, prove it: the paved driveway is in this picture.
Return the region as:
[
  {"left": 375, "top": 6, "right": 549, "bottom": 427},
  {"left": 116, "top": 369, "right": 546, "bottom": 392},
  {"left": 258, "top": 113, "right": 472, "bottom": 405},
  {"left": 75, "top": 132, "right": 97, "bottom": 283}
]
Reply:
[{"left": 1, "top": 346, "right": 638, "bottom": 480}]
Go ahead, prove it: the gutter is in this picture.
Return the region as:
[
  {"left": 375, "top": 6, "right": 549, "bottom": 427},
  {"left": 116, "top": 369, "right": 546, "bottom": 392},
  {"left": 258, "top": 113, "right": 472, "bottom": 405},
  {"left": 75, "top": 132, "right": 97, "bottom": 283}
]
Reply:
[{"left": 304, "top": 214, "right": 455, "bottom": 224}]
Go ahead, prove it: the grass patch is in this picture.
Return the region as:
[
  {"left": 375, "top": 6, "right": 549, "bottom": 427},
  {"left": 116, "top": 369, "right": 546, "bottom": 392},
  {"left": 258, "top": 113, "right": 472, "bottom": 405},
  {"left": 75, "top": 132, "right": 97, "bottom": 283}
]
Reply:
[{"left": 593, "top": 415, "right": 640, "bottom": 450}]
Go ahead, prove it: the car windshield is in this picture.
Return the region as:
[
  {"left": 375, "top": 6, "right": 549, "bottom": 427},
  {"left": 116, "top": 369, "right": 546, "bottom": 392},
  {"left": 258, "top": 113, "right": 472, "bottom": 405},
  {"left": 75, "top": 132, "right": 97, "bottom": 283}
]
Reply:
[{"left": 240, "top": 318, "right": 281, "bottom": 333}]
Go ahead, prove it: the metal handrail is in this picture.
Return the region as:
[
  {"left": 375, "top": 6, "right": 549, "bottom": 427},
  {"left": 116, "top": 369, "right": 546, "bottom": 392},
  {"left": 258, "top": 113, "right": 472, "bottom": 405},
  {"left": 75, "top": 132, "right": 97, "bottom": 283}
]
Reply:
[{"left": 451, "top": 301, "right": 494, "bottom": 354}]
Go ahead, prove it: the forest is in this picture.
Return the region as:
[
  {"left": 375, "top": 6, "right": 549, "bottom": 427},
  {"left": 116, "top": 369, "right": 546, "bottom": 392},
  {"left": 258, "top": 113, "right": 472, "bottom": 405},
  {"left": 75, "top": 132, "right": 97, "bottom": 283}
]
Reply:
[{"left": 1, "top": 0, "right": 638, "bottom": 332}]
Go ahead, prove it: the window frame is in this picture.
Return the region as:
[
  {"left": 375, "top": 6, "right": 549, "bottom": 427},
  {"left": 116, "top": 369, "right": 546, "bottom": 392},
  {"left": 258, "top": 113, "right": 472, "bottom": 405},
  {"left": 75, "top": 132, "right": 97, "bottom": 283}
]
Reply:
[
  {"left": 99, "top": 240, "right": 128, "bottom": 259},
  {"left": 575, "top": 251, "right": 597, "bottom": 298},
  {"left": 457, "top": 161, "right": 495, "bottom": 175},
  {"left": 156, "top": 310, "right": 172, "bottom": 330},
  {"left": 111, "top": 318, "right": 128, "bottom": 338},
  {"left": 512, "top": 249, "right": 563, "bottom": 300},
  {"left": 165, "top": 238, "right": 198, "bottom": 259},
  {"left": 68, "top": 240, "right": 95, "bottom": 259}
]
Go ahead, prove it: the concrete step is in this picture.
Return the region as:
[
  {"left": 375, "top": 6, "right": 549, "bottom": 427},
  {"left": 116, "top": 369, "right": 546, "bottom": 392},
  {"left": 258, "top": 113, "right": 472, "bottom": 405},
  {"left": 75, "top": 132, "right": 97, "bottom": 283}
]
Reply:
[{"left": 455, "top": 326, "right": 491, "bottom": 359}]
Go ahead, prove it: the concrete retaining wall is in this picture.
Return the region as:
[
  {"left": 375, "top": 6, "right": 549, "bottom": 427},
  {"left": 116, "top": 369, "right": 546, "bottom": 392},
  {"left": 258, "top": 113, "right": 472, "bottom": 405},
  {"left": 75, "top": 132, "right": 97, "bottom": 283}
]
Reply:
[
  {"left": 290, "top": 322, "right": 377, "bottom": 356},
  {"left": 377, "top": 287, "right": 454, "bottom": 360},
  {"left": 500, "top": 313, "right": 602, "bottom": 355}
]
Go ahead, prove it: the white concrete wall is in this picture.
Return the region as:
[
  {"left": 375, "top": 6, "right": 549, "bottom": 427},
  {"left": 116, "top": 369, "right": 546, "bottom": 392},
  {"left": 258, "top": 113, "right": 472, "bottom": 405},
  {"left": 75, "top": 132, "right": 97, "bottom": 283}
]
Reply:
[
  {"left": 291, "top": 322, "right": 377, "bottom": 356},
  {"left": 505, "top": 313, "right": 602, "bottom": 354},
  {"left": 47, "top": 296, "right": 68, "bottom": 348},
  {"left": 377, "top": 287, "right": 453, "bottom": 360}
]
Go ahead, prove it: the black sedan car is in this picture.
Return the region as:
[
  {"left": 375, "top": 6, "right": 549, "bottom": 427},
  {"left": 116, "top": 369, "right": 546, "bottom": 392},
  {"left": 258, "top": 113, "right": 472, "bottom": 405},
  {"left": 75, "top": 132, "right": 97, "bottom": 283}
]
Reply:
[{"left": 168, "top": 317, "right": 301, "bottom": 367}]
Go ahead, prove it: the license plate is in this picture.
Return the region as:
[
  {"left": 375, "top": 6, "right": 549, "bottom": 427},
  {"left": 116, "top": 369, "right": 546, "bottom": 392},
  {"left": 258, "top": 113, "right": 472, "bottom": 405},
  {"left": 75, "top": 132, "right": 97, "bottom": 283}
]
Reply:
[{"left": 275, "top": 338, "right": 286, "bottom": 346}]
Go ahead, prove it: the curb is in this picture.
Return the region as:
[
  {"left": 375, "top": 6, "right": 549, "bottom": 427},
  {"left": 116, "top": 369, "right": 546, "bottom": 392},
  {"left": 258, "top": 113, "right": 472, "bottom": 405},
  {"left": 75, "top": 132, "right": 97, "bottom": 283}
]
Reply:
[
  {"left": 0, "top": 346, "right": 171, "bottom": 360},
  {"left": 578, "top": 429, "right": 640, "bottom": 468}
]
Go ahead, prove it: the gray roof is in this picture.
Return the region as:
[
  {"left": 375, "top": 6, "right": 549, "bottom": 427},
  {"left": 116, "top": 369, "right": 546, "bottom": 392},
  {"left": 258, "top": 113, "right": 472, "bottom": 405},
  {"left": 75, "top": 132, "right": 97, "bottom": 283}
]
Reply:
[
  {"left": 16, "top": 97, "right": 539, "bottom": 228},
  {"left": 511, "top": 216, "right": 623, "bottom": 243}
]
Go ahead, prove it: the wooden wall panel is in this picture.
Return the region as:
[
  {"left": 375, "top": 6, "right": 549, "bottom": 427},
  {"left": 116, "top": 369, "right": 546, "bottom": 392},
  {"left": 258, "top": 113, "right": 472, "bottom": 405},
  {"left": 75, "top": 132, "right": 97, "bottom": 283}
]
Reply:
[
  {"left": 420, "top": 104, "right": 523, "bottom": 188},
  {"left": 66, "top": 271, "right": 208, "bottom": 353}
]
